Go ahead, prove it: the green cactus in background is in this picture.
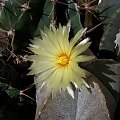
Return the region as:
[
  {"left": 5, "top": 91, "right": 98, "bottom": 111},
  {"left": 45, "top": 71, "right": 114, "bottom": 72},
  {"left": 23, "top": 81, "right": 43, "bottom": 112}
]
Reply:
[{"left": 0, "top": 0, "right": 120, "bottom": 120}]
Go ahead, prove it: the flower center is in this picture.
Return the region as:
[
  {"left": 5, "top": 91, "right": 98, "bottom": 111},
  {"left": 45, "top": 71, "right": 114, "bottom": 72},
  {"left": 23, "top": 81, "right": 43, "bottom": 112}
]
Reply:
[{"left": 57, "top": 54, "right": 69, "bottom": 66}]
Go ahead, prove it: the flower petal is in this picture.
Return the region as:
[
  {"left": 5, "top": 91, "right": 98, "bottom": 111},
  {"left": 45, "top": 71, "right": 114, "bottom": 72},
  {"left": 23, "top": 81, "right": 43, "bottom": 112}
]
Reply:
[
  {"left": 69, "top": 62, "right": 86, "bottom": 78},
  {"left": 35, "top": 66, "right": 58, "bottom": 84},
  {"left": 27, "top": 55, "right": 56, "bottom": 62},
  {"left": 74, "top": 55, "right": 95, "bottom": 62},
  {"left": 67, "top": 84, "right": 74, "bottom": 98},
  {"left": 46, "top": 29, "right": 62, "bottom": 52},
  {"left": 79, "top": 38, "right": 89, "bottom": 45},
  {"left": 28, "top": 61, "right": 56, "bottom": 75},
  {"left": 71, "top": 42, "right": 91, "bottom": 59},
  {"left": 72, "top": 73, "right": 83, "bottom": 89},
  {"left": 60, "top": 67, "right": 70, "bottom": 91},
  {"left": 28, "top": 46, "right": 55, "bottom": 57},
  {"left": 69, "top": 28, "right": 87, "bottom": 49},
  {"left": 30, "top": 37, "right": 43, "bottom": 47},
  {"left": 47, "top": 68, "right": 64, "bottom": 96},
  {"left": 35, "top": 35, "right": 60, "bottom": 55},
  {"left": 53, "top": 24, "right": 70, "bottom": 53}
]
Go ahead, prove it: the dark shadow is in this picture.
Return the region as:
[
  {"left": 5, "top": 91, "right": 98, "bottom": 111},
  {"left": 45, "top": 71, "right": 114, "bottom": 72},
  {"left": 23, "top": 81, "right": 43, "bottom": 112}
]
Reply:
[
  {"left": 114, "top": 95, "right": 120, "bottom": 120},
  {"left": 81, "top": 59, "right": 119, "bottom": 101},
  {"left": 0, "top": 91, "right": 36, "bottom": 120}
]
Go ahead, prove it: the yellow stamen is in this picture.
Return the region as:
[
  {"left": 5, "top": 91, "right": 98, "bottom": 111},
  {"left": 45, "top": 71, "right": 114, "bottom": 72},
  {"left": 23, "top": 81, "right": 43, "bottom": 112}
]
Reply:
[{"left": 57, "top": 54, "right": 69, "bottom": 66}]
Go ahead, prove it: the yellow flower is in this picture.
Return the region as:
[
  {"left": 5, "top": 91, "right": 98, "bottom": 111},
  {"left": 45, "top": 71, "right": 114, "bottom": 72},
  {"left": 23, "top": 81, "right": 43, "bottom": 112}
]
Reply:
[{"left": 28, "top": 23, "right": 94, "bottom": 98}]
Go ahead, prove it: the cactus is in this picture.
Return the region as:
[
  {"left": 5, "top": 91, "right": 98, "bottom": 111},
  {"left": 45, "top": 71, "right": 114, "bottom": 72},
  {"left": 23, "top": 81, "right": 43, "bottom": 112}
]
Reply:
[
  {"left": 0, "top": 0, "right": 120, "bottom": 120},
  {"left": 99, "top": 0, "right": 120, "bottom": 57}
]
